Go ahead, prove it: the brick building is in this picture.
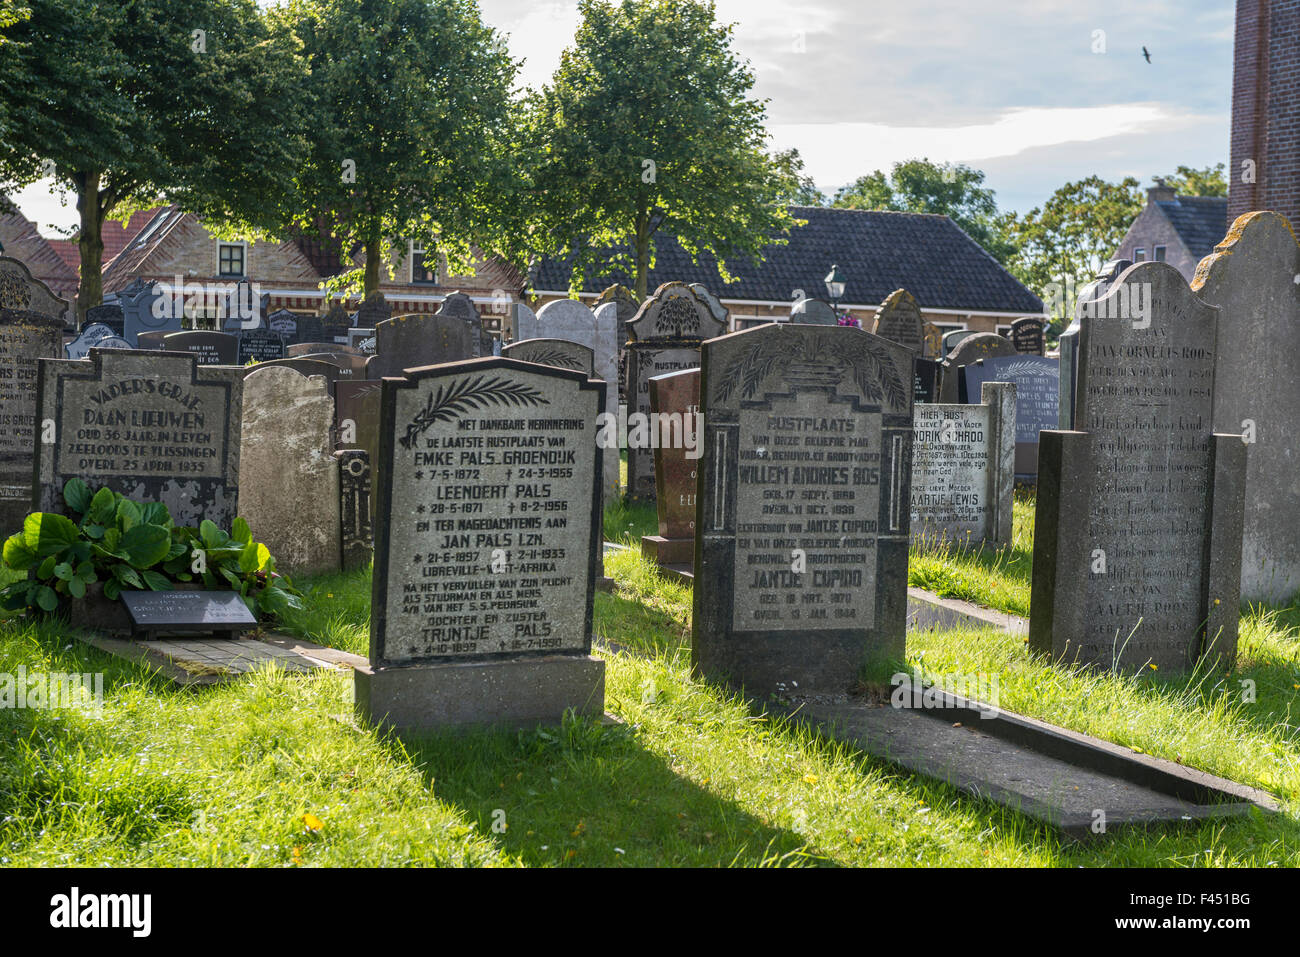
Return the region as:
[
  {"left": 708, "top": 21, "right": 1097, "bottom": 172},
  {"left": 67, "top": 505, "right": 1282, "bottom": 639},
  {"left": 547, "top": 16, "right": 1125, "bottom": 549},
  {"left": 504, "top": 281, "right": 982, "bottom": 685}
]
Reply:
[
  {"left": 1229, "top": 0, "right": 1300, "bottom": 225},
  {"left": 1113, "top": 182, "right": 1229, "bottom": 282}
]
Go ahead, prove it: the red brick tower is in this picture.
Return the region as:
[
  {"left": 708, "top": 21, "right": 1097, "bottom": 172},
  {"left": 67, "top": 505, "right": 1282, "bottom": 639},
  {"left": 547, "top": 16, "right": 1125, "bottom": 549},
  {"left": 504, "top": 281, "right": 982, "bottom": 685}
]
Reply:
[{"left": 1229, "top": 0, "right": 1300, "bottom": 225}]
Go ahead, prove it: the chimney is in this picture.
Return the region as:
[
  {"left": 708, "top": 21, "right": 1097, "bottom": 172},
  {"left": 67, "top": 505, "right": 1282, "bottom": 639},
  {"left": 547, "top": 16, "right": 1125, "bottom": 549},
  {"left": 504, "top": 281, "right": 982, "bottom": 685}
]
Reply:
[{"left": 1147, "top": 177, "right": 1176, "bottom": 205}]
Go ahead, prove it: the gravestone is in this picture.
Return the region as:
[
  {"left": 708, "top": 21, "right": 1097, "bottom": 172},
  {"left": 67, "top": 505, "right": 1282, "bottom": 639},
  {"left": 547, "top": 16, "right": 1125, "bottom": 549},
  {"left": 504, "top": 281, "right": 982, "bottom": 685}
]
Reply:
[
  {"left": 961, "top": 354, "right": 1060, "bottom": 479},
  {"left": 220, "top": 280, "right": 265, "bottom": 332},
  {"left": 594, "top": 284, "right": 640, "bottom": 402},
  {"left": 355, "top": 356, "right": 606, "bottom": 731},
  {"left": 240, "top": 366, "right": 340, "bottom": 575},
  {"left": 0, "top": 309, "right": 64, "bottom": 533},
  {"left": 690, "top": 284, "right": 730, "bottom": 328},
  {"left": 288, "top": 341, "right": 361, "bottom": 358},
  {"left": 435, "top": 292, "right": 486, "bottom": 357},
  {"left": 268, "top": 309, "right": 306, "bottom": 343},
  {"left": 64, "top": 323, "right": 118, "bottom": 359},
  {"left": 640, "top": 368, "right": 700, "bottom": 574},
  {"left": 250, "top": 358, "right": 351, "bottom": 396},
  {"left": 872, "top": 289, "right": 924, "bottom": 354},
  {"left": 85, "top": 303, "right": 125, "bottom": 335},
  {"left": 501, "top": 338, "right": 595, "bottom": 375},
  {"left": 693, "top": 323, "right": 914, "bottom": 696},
  {"left": 237, "top": 328, "right": 287, "bottom": 365},
  {"left": 322, "top": 302, "right": 352, "bottom": 343},
  {"left": 939, "top": 332, "right": 1017, "bottom": 402},
  {"left": 941, "top": 328, "right": 974, "bottom": 358},
  {"left": 293, "top": 351, "right": 367, "bottom": 378},
  {"left": 162, "top": 331, "right": 239, "bottom": 366},
  {"left": 1030, "top": 262, "right": 1245, "bottom": 674},
  {"left": 121, "top": 590, "right": 256, "bottom": 639},
  {"left": 335, "top": 449, "right": 373, "bottom": 571},
  {"left": 35, "top": 349, "right": 242, "bottom": 527},
  {"left": 514, "top": 298, "right": 619, "bottom": 503},
  {"left": 1060, "top": 260, "right": 1131, "bottom": 429},
  {"left": 790, "top": 297, "right": 839, "bottom": 325},
  {"left": 135, "top": 331, "right": 168, "bottom": 350},
  {"left": 922, "top": 323, "right": 942, "bottom": 358},
  {"left": 335, "top": 379, "right": 382, "bottom": 461},
  {"left": 1011, "top": 316, "right": 1047, "bottom": 355},
  {"left": 356, "top": 291, "right": 392, "bottom": 328},
  {"left": 0, "top": 256, "right": 72, "bottom": 326},
  {"left": 1192, "top": 210, "right": 1300, "bottom": 603},
  {"left": 368, "top": 313, "right": 478, "bottom": 379},
  {"left": 118, "top": 279, "right": 182, "bottom": 346},
  {"left": 912, "top": 358, "right": 941, "bottom": 404},
  {"left": 93, "top": 336, "right": 131, "bottom": 350},
  {"left": 910, "top": 382, "right": 1015, "bottom": 546},
  {"left": 626, "top": 283, "right": 726, "bottom": 500},
  {"left": 349, "top": 327, "right": 377, "bottom": 355}
]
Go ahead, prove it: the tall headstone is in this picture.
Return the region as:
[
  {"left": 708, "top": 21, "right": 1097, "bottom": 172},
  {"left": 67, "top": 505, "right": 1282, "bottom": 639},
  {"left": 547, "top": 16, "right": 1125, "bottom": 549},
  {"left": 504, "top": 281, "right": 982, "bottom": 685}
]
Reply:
[
  {"left": 355, "top": 357, "right": 606, "bottom": 731},
  {"left": 0, "top": 256, "right": 71, "bottom": 327},
  {"left": 872, "top": 288, "right": 939, "bottom": 403},
  {"left": 594, "top": 284, "right": 639, "bottom": 403},
  {"left": 1010, "top": 316, "right": 1047, "bottom": 356},
  {"left": 268, "top": 309, "right": 306, "bottom": 343},
  {"left": 162, "top": 331, "right": 239, "bottom": 366},
  {"left": 356, "top": 291, "right": 392, "bottom": 328},
  {"left": 220, "top": 280, "right": 265, "bottom": 332},
  {"left": 910, "top": 382, "right": 1015, "bottom": 545},
  {"left": 790, "top": 297, "right": 839, "bottom": 325},
  {"left": 119, "top": 279, "right": 183, "bottom": 346},
  {"left": 922, "top": 323, "right": 942, "bottom": 358},
  {"left": 693, "top": 323, "right": 914, "bottom": 695},
  {"left": 939, "top": 332, "right": 1017, "bottom": 402},
  {"left": 35, "top": 349, "right": 243, "bottom": 527},
  {"left": 369, "top": 313, "right": 478, "bottom": 379},
  {"left": 435, "top": 291, "right": 486, "bottom": 357},
  {"left": 0, "top": 309, "right": 64, "bottom": 533},
  {"left": 1030, "top": 262, "right": 1245, "bottom": 674},
  {"left": 335, "top": 379, "right": 382, "bottom": 461},
  {"left": 240, "top": 367, "right": 340, "bottom": 575},
  {"left": 961, "top": 354, "right": 1060, "bottom": 478},
  {"left": 640, "top": 368, "right": 700, "bottom": 573},
  {"left": 322, "top": 301, "right": 352, "bottom": 343},
  {"left": 1192, "top": 210, "right": 1300, "bottom": 602},
  {"left": 626, "top": 283, "right": 726, "bottom": 500},
  {"left": 1060, "top": 260, "right": 1131, "bottom": 429}
]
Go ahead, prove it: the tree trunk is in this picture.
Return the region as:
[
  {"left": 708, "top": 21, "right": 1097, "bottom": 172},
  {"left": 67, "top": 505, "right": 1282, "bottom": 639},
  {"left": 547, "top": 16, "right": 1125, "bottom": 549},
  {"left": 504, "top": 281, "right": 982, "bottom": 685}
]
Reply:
[
  {"left": 363, "top": 232, "right": 382, "bottom": 298},
  {"left": 75, "top": 172, "right": 106, "bottom": 328}
]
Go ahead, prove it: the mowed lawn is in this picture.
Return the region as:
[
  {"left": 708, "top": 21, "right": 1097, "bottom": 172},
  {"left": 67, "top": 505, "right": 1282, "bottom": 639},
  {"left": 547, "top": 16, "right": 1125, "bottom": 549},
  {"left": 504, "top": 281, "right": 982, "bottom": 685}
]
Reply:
[{"left": 0, "top": 492, "right": 1297, "bottom": 867}]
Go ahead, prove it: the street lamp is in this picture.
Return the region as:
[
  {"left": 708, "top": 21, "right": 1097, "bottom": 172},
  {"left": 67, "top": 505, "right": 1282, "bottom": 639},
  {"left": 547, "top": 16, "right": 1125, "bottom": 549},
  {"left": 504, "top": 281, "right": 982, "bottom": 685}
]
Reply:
[{"left": 824, "top": 264, "right": 846, "bottom": 313}]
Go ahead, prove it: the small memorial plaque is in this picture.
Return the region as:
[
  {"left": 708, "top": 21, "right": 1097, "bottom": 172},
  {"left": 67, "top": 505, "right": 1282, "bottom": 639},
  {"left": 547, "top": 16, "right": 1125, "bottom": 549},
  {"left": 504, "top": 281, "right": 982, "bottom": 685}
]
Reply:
[{"left": 121, "top": 589, "right": 257, "bottom": 637}]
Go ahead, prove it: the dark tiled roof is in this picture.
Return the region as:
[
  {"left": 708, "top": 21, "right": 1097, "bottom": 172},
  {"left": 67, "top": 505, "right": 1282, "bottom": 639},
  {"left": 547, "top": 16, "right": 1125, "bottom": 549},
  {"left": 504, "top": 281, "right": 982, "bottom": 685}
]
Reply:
[
  {"left": 1157, "top": 197, "right": 1229, "bottom": 261},
  {"left": 533, "top": 206, "right": 1043, "bottom": 314}
]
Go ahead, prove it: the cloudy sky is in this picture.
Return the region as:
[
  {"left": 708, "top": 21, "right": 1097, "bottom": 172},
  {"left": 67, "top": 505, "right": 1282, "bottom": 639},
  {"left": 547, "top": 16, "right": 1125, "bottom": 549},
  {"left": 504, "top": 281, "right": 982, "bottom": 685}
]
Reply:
[{"left": 13, "top": 0, "right": 1234, "bottom": 233}]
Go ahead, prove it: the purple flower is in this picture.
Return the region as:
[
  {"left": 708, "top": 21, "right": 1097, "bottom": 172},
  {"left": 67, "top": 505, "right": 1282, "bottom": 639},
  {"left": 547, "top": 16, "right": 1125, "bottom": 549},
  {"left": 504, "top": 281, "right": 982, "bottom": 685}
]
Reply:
[{"left": 837, "top": 314, "right": 860, "bottom": 327}]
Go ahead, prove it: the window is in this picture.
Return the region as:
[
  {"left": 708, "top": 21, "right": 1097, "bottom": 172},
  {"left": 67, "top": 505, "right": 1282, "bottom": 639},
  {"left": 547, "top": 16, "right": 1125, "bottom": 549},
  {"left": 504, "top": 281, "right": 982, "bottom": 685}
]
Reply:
[
  {"left": 995, "top": 324, "right": 1013, "bottom": 337},
  {"left": 218, "top": 243, "right": 245, "bottom": 277},
  {"left": 1133, "top": 247, "right": 1146, "bottom": 262},
  {"left": 411, "top": 243, "right": 437, "bottom": 284},
  {"left": 1153, "top": 245, "right": 1167, "bottom": 262}
]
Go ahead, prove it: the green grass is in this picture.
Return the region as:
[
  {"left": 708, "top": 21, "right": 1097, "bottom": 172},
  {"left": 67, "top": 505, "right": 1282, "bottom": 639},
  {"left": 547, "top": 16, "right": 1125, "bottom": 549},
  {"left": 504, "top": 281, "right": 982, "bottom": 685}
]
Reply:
[{"left": 0, "top": 489, "right": 1297, "bottom": 866}]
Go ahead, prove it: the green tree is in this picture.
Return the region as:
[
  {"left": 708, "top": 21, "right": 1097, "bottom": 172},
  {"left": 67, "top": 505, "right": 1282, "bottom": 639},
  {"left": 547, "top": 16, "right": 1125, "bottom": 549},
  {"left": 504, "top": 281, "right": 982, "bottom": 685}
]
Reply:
[
  {"left": 1001, "top": 175, "right": 1143, "bottom": 331},
  {"left": 284, "top": 0, "right": 519, "bottom": 297},
  {"left": 771, "top": 148, "right": 826, "bottom": 207},
  {"left": 522, "top": 0, "right": 796, "bottom": 301},
  {"left": 1160, "top": 163, "right": 1227, "bottom": 198},
  {"left": 0, "top": 0, "right": 310, "bottom": 322},
  {"left": 832, "top": 158, "right": 1015, "bottom": 264}
]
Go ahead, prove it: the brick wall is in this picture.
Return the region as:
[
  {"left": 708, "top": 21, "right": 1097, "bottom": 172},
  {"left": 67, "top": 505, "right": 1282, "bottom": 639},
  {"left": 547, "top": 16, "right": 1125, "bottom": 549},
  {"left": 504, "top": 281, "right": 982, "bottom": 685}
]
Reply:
[{"left": 1230, "top": 0, "right": 1300, "bottom": 225}]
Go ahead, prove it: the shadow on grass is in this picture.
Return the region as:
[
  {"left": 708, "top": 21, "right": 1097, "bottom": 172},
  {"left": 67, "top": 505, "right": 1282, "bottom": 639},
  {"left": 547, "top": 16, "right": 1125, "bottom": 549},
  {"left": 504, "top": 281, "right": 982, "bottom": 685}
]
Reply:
[
  {"left": 594, "top": 591, "right": 688, "bottom": 658},
  {"left": 384, "top": 714, "right": 822, "bottom": 868}
]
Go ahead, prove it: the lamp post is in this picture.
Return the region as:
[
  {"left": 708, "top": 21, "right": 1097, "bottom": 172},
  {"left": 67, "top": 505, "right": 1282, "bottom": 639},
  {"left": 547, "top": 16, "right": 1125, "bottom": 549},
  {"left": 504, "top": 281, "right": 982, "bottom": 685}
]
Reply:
[{"left": 824, "top": 264, "right": 846, "bottom": 316}]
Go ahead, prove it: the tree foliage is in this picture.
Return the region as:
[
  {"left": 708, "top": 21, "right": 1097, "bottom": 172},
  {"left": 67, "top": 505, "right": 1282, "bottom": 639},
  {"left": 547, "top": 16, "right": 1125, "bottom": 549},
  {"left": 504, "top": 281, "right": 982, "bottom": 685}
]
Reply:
[
  {"left": 1159, "top": 163, "right": 1227, "bottom": 198},
  {"left": 770, "top": 148, "right": 826, "bottom": 207},
  {"left": 521, "top": 0, "right": 795, "bottom": 300},
  {"left": 283, "top": 0, "right": 520, "bottom": 298},
  {"left": 0, "top": 0, "right": 310, "bottom": 321}
]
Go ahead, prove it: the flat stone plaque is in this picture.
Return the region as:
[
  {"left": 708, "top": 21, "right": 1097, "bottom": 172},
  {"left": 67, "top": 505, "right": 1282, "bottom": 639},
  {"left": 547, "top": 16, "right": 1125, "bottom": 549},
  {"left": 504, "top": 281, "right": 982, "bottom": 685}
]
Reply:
[{"left": 121, "top": 590, "right": 257, "bottom": 637}]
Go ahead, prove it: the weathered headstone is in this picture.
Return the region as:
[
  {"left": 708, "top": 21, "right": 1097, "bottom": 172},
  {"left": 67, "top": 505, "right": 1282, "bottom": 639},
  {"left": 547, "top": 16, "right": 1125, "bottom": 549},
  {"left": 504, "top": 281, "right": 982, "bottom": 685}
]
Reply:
[
  {"left": 288, "top": 341, "right": 361, "bottom": 358},
  {"left": 872, "top": 289, "right": 924, "bottom": 354},
  {"left": 640, "top": 368, "right": 700, "bottom": 573},
  {"left": 35, "top": 349, "right": 242, "bottom": 527},
  {"left": 941, "top": 328, "right": 975, "bottom": 358},
  {"left": 910, "top": 381, "right": 1015, "bottom": 546},
  {"left": 250, "top": 357, "right": 351, "bottom": 394},
  {"left": 691, "top": 284, "right": 730, "bottom": 328},
  {"left": 354, "top": 356, "right": 606, "bottom": 731},
  {"left": 693, "top": 323, "right": 914, "bottom": 695},
  {"left": 922, "top": 323, "right": 942, "bottom": 358},
  {"left": 356, "top": 291, "right": 392, "bottom": 328},
  {"left": 962, "top": 354, "right": 1060, "bottom": 479},
  {"left": 162, "top": 331, "right": 239, "bottom": 366},
  {"left": 268, "top": 309, "right": 306, "bottom": 343},
  {"left": 790, "top": 297, "right": 839, "bottom": 325},
  {"left": 1192, "top": 210, "right": 1300, "bottom": 602},
  {"left": 240, "top": 366, "right": 340, "bottom": 574},
  {"left": 335, "top": 449, "right": 373, "bottom": 571},
  {"left": 1010, "top": 316, "right": 1047, "bottom": 355},
  {"left": 1030, "top": 262, "right": 1245, "bottom": 674},
  {"left": 0, "top": 309, "right": 64, "bottom": 533},
  {"left": 322, "top": 302, "right": 352, "bottom": 343},
  {"left": 435, "top": 292, "right": 486, "bottom": 357},
  {"left": 501, "top": 338, "right": 595, "bottom": 375},
  {"left": 335, "top": 379, "right": 382, "bottom": 461},
  {"left": 368, "top": 313, "right": 478, "bottom": 379},
  {"left": 626, "top": 283, "right": 726, "bottom": 500},
  {"left": 594, "top": 284, "right": 639, "bottom": 402},
  {"left": 1060, "top": 260, "right": 1132, "bottom": 429},
  {"left": 0, "top": 256, "right": 71, "bottom": 326},
  {"left": 939, "top": 332, "right": 1017, "bottom": 402}
]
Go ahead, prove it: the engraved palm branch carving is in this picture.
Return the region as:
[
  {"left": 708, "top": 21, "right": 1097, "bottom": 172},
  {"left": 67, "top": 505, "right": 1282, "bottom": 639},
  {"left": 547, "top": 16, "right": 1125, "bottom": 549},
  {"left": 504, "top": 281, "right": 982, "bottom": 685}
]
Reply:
[
  {"left": 717, "top": 333, "right": 907, "bottom": 409},
  {"left": 399, "top": 375, "right": 549, "bottom": 449}
]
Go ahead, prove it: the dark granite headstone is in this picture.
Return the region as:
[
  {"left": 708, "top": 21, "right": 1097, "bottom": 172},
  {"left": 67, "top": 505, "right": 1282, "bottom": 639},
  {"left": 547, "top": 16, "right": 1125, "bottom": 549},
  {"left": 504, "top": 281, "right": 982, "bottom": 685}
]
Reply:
[
  {"left": 1193, "top": 210, "right": 1300, "bottom": 602},
  {"left": 135, "top": 331, "right": 169, "bottom": 351},
  {"left": 962, "top": 354, "right": 1060, "bottom": 478},
  {"left": 693, "top": 323, "right": 914, "bottom": 696},
  {"left": 1010, "top": 317, "right": 1046, "bottom": 355},
  {"left": 640, "top": 368, "right": 700, "bottom": 570},
  {"left": 268, "top": 309, "right": 304, "bottom": 343},
  {"left": 35, "top": 349, "right": 242, "bottom": 527},
  {"left": 237, "top": 328, "right": 287, "bottom": 364},
  {"left": 349, "top": 327, "right": 377, "bottom": 355},
  {"left": 356, "top": 292, "right": 392, "bottom": 328},
  {"left": 626, "top": 283, "right": 726, "bottom": 500},
  {"left": 334, "top": 379, "right": 382, "bottom": 460},
  {"left": 85, "top": 303, "right": 125, "bottom": 335},
  {"left": 872, "top": 289, "right": 924, "bottom": 354},
  {"left": 335, "top": 449, "right": 373, "bottom": 571},
  {"left": 369, "top": 313, "right": 478, "bottom": 379},
  {"left": 939, "top": 332, "right": 1017, "bottom": 402},
  {"left": 355, "top": 356, "right": 606, "bottom": 731},
  {"left": 162, "top": 331, "right": 239, "bottom": 366},
  {"left": 1030, "top": 262, "right": 1245, "bottom": 674},
  {"left": 322, "top": 302, "right": 352, "bottom": 343},
  {"left": 501, "top": 338, "right": 595, "bottom": 375},
  {"left": 0, "top": 309, "right": 64, "bottom": 534},
  {"left": 121, "top": 589, "right": 257, "bottom": 638},
  {"left": 912, "top": 357, "right": 941, "bottom": 404},
  {"left": 790, "top": 297, "right": 839, "bottom": 325}
]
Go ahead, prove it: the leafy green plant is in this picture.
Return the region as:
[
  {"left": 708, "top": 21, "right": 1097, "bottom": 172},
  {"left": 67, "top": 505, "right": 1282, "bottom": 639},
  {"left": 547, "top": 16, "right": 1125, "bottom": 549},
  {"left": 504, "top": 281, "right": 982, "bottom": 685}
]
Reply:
[{"left": 0, "top": 479, "right": 302, "bottom": 620}]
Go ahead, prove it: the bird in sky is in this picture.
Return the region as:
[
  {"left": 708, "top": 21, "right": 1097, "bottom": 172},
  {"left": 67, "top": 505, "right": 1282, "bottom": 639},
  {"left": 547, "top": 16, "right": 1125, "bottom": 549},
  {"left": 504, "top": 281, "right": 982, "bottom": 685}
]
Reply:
[{"left": 1142, "top": 46, "right": 1152, "bottom": 63}]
